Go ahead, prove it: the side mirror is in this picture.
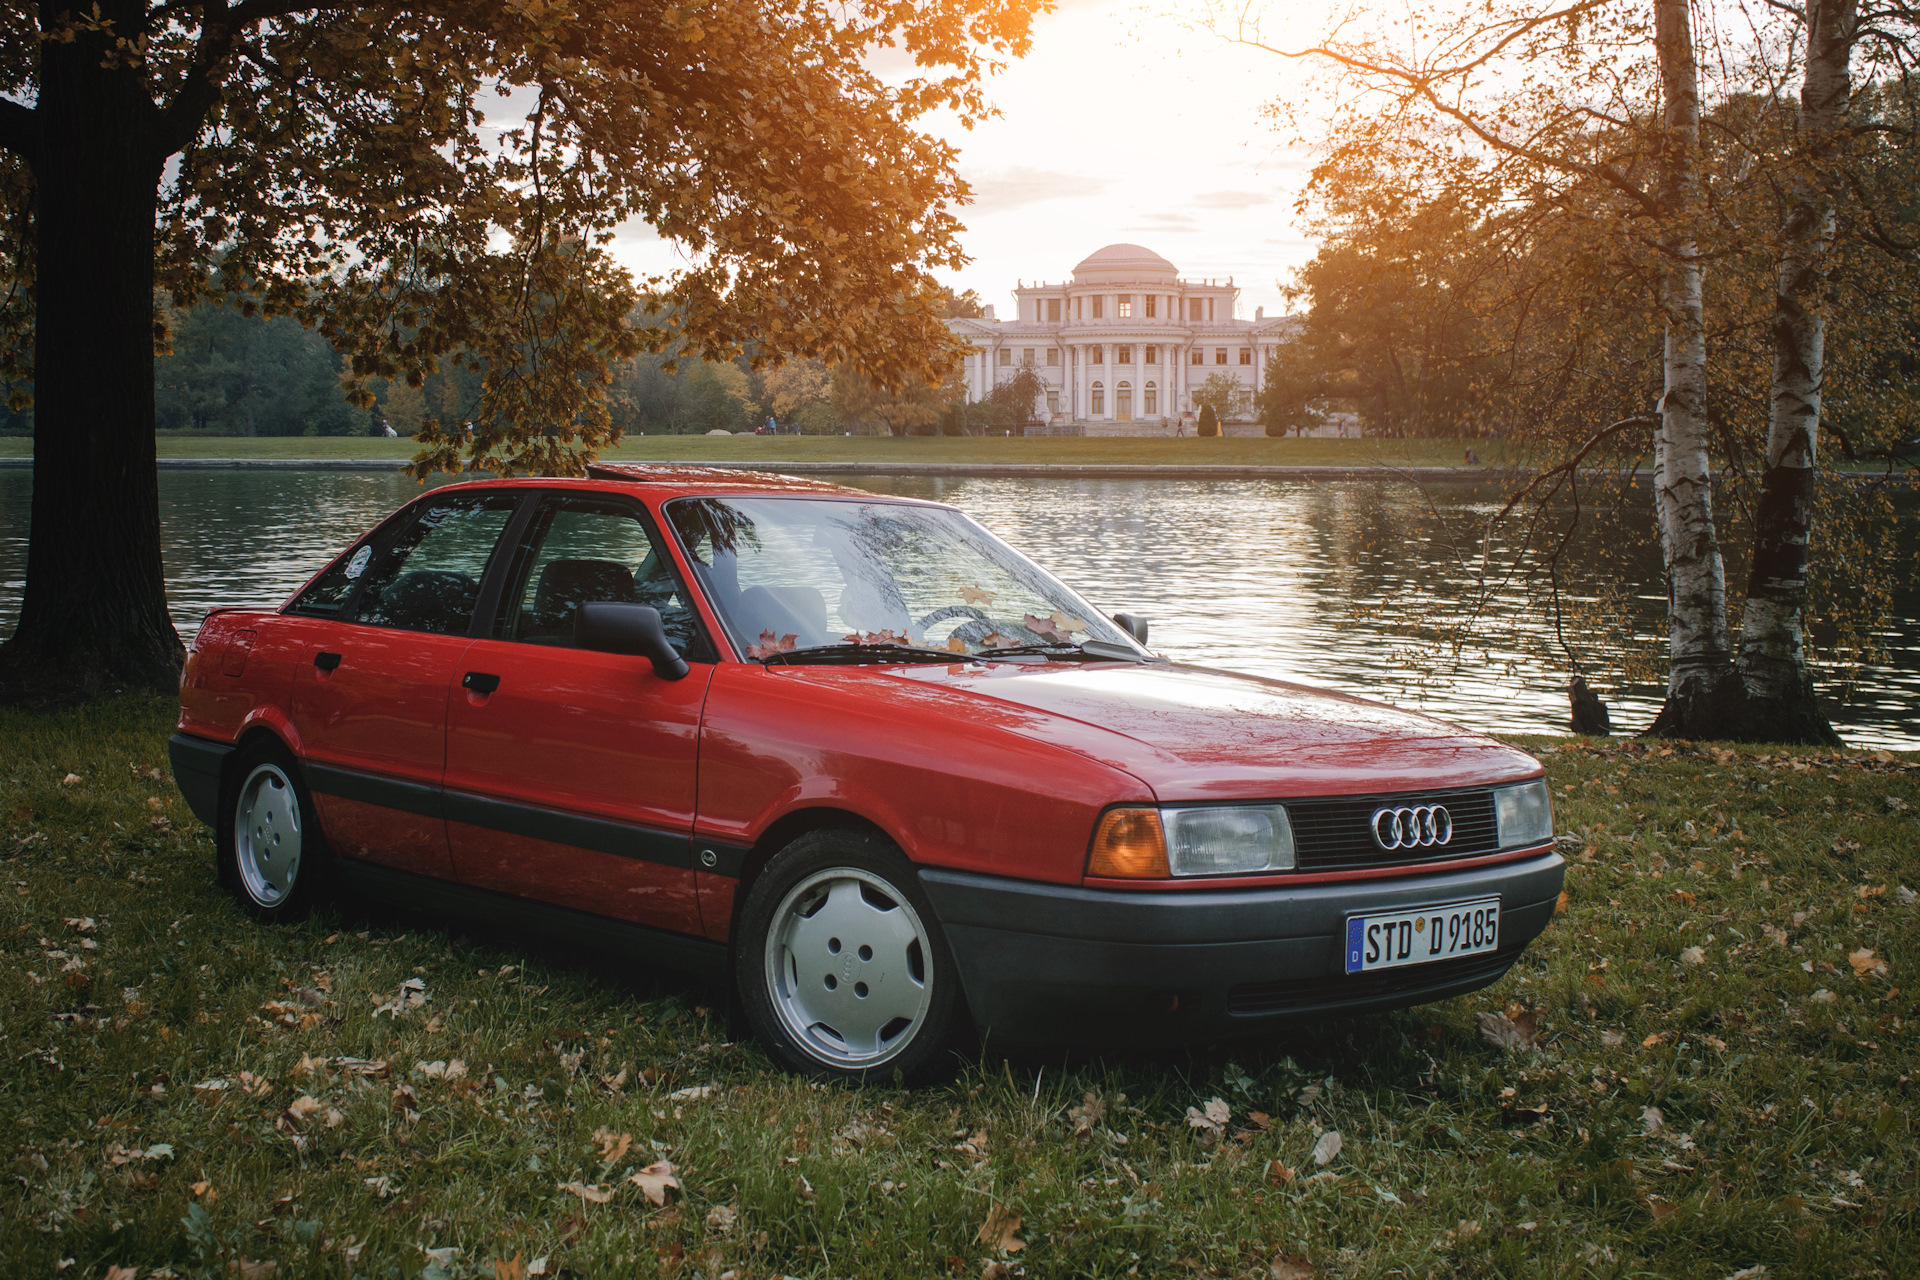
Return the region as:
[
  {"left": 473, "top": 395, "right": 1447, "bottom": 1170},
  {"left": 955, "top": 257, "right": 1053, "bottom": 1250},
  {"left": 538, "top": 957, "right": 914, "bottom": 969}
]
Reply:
[
  {"left": 576, "top": 602, "right": 691, "bottom": 681},
  {"left": 1112, "top": 612, "right": 1150, "bottom": 645}
]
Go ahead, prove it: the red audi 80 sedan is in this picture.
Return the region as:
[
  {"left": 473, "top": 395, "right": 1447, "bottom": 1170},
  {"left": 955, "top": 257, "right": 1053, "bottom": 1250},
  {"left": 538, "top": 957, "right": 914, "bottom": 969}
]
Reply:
[{"left": 171, "top": 465, "right": 1564, "bottom": 1079}]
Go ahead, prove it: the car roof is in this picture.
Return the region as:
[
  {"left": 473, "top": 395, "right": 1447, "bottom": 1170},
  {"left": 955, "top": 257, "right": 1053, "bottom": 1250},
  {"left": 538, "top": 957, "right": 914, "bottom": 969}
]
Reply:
[{"left": 424, "top": 464, "right": 894, "bottom": 503}]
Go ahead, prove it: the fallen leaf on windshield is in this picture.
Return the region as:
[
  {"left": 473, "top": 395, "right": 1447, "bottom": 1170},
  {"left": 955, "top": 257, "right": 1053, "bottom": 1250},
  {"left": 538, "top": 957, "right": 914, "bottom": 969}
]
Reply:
[
  {"left": 1049, "top": 611, "right": 1087, "bottom": 635},
  {"left": 628, "top": 1161, "right": 680, "bottom": 1206},
  {"left": 976, "top": 1203, "right": 1025, "bottom": 1253},
  {"left": 947, "top": 637, "right": 969, "bottom": 653},
  {"left": 959, "top": 584, "right": 995, "bottom": 605},
  {"left": 1024, "top": 614, "right": 1069, "bottom": 643},
  {"left": 746, "top": 631, "right": 798, "bottom": 660},
  {"left": 842, "top": 630, "right": 910, "bottom": 646}
]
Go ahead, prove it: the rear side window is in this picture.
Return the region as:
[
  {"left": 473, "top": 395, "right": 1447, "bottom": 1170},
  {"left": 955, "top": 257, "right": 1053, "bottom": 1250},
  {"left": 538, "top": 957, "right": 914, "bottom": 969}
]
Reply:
[
  {"left": 352, "top": 494, "right": 519, "bottom": 634},
  {"left": 495, "top": 496, "right": 705, "bottom": 655}
]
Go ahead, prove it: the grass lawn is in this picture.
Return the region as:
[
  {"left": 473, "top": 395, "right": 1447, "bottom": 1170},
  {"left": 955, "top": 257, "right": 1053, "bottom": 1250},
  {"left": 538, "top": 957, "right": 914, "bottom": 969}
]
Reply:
[
  {"left": 2, "top": 697, "right": 1915, "bottom": 1279},
  {"left": 0, "top": 433, "right": 1503, "bottom": 469}
]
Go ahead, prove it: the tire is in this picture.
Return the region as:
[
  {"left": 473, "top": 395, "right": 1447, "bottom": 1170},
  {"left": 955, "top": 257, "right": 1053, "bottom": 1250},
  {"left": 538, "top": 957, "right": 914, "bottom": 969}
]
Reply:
[
  {"left": 736, "top": 829, "right": 962, "bottom": 1081},
  {"left": 218, "top": 739, "right": 327, "bottom": 923}
]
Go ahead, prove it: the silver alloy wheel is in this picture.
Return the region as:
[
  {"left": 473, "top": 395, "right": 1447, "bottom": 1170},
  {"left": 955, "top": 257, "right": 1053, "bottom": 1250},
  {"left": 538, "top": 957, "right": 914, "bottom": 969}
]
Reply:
[
  {"left": 763, "top": 867, "right": 932, "bottom": 1069},
  {"left": 234, "top": 762, "right": 302, "bottom": 908}
]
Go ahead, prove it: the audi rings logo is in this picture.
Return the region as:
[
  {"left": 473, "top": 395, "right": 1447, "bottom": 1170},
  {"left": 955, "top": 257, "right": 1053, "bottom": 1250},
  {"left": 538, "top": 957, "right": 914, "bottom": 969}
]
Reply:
[{"left": 1371, "top": 805, "right": 1453, "bottom": 850}]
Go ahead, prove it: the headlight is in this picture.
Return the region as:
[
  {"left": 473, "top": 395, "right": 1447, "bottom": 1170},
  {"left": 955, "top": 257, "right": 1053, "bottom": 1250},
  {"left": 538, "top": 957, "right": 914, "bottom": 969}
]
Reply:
[
  {"left": 1163, "top": 805, "right": 1295, "bottom": 876},
  {"left": 1493, "top": 779, "right": 1554, "bottom": 848}
]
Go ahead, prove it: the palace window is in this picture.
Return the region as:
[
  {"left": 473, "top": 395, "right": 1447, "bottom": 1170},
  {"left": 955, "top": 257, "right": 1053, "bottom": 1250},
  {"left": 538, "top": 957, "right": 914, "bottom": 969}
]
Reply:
[
  {"left": 1091, "top": 382, "right": 1104, "bottom": 415},
  {"left": 1144, "top": 381, "right": 1158, "bottom": 415},
  {"left": 1048, "top": 298, "right": 1061, "bottom": 323},
  {"left": 1189, "top": 299, "right": 1204, "bottom": 322},
  {"left": 1091, "top": 345, "right": 1103, "bottom": 364},
  {"left": 1092, "top": 296, "right": 1104, "bottom": 319},
  {"left": 1190, "top": 347, "right": 1204, "bottom": 365},
  {"left": 1046, "top": 348, "right": 1059, "bottom": 366},
  {"left": 1075, "top": 297, "right": 1083, "bottom": 319},
  {"left": 1144, "top": 345, "right": 1159, "bottom": 365},
  {"left": 1023, "top": 348, "right": 1035, "bottom": 364},
  {"left": 1118, "top": 297, "right": 1132, "bottom": 319},
  {"left": 1117, "top": 345, "right": 1132, "bottom": 364},
  {"left": 1046, "top": 391, "right": 1059, "bottom": 415},
  {"left": 998, "top": 348, "right": 1012, "bottom": 366},
  {"left": 1239, "top": 348, "right": 1251, "bottom": 365},
  {"left": 1215, "top": 348, "right": 1227, "bottom": 365},
  {"left": 1145, "top": 296, "right": 1158, "bottom": 318},
  {"left": 1116, "top": 381, "right": 1132, "bottom": 420}
]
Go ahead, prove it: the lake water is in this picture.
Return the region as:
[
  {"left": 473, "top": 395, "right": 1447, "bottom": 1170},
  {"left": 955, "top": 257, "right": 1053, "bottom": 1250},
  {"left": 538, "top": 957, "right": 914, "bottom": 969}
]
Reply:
[{"left": 1, "top": 467, "right": 1914, "bottom": 749}]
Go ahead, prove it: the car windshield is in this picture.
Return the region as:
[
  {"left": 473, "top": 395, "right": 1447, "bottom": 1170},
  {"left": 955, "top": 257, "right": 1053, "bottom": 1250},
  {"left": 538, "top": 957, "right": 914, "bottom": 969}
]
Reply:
[{"left": 664, "top": 495, "right": 1140, "bottom": 659}]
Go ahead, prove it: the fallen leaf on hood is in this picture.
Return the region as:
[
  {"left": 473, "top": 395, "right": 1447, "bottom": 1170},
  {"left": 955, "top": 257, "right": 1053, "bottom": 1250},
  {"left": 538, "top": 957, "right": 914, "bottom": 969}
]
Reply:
[
  {"left": 1311, "top": 1130, "right": 1343, "bottom": 1167},
  {"left": 628, "top": 1161, "right": 680, "bottom": 1206},
  {"left": 976, "top": 1202, "right": 1025, "bottom": 1253},
  {"left": 557, "top": 1181, "right": 612, "bottom": 1204},
  {"left": 1475, "top": 1008, "right": 1539, "bottom": 1052}
]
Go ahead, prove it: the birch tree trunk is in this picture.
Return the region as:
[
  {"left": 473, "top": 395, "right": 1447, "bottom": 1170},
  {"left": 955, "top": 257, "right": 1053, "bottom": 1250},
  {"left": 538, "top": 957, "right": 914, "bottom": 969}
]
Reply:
[
  {"left": 1647, "top": 0, "right": 1741, "bottom": 739},
  {"left": 1731, "top": 0, "right": 1854, "bottom": 745}
]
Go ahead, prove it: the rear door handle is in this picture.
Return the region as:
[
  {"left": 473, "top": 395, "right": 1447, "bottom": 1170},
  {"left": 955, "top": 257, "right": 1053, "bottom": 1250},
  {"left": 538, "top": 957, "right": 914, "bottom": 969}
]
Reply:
[
  {"left": 462, "top": 671, "right": 501, "bottom": 695},
  {"left": 314, "top": 651, "right": 342, "bottom": 672}
]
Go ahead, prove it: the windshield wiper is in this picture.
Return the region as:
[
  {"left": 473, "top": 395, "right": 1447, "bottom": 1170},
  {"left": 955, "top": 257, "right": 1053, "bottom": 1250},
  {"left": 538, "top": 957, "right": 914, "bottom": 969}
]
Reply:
[
  {"left": 761, "top": 641, "right": 965, "bottom": 666},
  {"left": 979, "top": 640, "right": 1151, "bottom": 662}
]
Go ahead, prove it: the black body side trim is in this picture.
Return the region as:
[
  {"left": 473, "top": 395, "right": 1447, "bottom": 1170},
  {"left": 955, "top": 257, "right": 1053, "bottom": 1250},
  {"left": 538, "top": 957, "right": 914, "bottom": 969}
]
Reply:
[
  {"left": 304, "top": 763, "right": 445, "bottom": 820},
  {"left": 442, "top": 790, "right": 692, "bottom": 870},
  {"left": 331, "top": 859, "right": 728, "bottom": 981},
  {"left": 693, "top": 839, "right": 753, "bottom": 878},
  {"left": 168, "top": 732, "right": 235, "bottom": 827}
]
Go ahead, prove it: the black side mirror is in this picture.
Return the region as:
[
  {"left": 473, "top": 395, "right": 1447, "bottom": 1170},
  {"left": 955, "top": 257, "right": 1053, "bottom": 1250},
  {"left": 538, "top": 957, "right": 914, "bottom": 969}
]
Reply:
[
  {"left": 1112, "top": 612, "right": 1150, "bottom": 645},
  {"left": 576, "top": 602, "right": 691, "bottom": 681}
]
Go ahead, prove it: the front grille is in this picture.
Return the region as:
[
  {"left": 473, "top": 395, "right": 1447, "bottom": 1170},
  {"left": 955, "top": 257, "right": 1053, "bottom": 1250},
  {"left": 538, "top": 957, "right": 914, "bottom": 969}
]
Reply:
[
  {"left": 1227, "top": 945, "right": 1521, "bottom": 1015},
  {"left": 1286, "top": 787, "right": 1500, "bottom": 871}
]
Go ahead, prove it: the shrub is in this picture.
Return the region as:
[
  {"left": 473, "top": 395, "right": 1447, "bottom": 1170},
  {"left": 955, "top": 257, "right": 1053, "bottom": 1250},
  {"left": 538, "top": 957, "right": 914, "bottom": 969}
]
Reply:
[{"left": 1197, "top": 403, "right": 1220, "bottom": 437}]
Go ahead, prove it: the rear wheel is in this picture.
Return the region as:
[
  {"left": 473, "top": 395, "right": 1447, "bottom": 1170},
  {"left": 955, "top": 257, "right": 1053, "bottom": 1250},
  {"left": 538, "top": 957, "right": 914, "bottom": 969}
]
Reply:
[
  {"left": 737, "top": 829, "right": 961, "bottom": 1081},
  {"left": 219, "top": 740, "right": 326, "bottom": 922}
]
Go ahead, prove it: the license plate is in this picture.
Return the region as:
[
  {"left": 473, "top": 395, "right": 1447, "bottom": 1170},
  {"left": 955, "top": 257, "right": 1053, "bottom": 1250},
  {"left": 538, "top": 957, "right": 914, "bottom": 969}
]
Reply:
[{"left": 1345, "top": 898, "right": 1500, "bottom": 974}]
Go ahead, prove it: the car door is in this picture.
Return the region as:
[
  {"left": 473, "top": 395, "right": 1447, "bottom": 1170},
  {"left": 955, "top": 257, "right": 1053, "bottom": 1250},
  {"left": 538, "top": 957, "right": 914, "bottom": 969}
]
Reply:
[
  {"left": 441, "top": 491, "right": 716, "bottom": 935},
  {"left": 289, "top": 490, "right": 524, "bottom": 880}
]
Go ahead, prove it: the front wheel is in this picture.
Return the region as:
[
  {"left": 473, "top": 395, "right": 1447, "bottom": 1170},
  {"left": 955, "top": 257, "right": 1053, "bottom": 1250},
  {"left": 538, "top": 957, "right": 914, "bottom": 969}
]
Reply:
[
  {"left": 736, "top": 829, "right": 962, "bottom": 1081},
  {"left": 218, "top": 740, "right": 327, "bottom": 922}
]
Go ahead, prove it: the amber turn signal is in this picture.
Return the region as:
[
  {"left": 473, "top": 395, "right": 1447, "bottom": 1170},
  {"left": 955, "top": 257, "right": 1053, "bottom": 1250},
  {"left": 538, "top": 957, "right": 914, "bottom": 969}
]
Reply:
[{"left": 1087, "top": 807, "right": 1170, "bottom": 879}]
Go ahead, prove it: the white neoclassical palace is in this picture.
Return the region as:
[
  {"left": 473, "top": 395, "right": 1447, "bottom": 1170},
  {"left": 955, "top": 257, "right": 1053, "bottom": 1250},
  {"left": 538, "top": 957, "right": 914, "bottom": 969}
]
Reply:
[{"left": 948, "top": 243, "right": 1297, "bottom": 432}]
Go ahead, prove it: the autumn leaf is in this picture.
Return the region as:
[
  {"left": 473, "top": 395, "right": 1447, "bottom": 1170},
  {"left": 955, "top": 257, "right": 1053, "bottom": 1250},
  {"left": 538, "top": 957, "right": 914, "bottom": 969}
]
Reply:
[
  {"left": 746, "top": 630, "right": 799, "bottom": 660},
  {"left": 1848, "top": 948, "right": 1888, "bottom": 980},
  {"left": 947, "top": 637, "right": 969, "bottom": 653},
  {"left": 1068, "top": 1089, "right": 1107, "bottom": 1135},
  {"left": 1266, "top": 1160, "right": 1296, "bottom": 1185},
  {"left": 1185, "top": 1097, "right": 1229, "bottom": 1136},
  {"left": 1680, "top": 946, "right": 1706, "bottom": 966},
  {"left": 1475, "top": 1008, "right": 1539, "bottom": 1052},
  {"left": 1023, "top": 613, "right": 1069, "bottom": 643},
  {"left": 959, "top": 584, "right": 994, "bottom": 605},
  {"left": 592, "top": 1126, "right": 633, "bottom": 1165},
  {"left": 628, "top": 1161, "right": 680, "bottom": 1206},
  {"left": 976, "top": 1202, "right": 1025, "bottom": 1253},
  {"left": 1271, "top": 1255, "right": 1316, "bottom": 1280},
  {"left": 490, "top": 1252, "right": 527, "bottom": 1280},
  {"left": 558, "top": 1181, "right": 613, "bottom": 1204},
  {"left": 1311, "top": 1130, "right": 1343, "bottom": 1166},
  {"left": 705, "top": 1204, "right": 737, "bottom": 1234}
]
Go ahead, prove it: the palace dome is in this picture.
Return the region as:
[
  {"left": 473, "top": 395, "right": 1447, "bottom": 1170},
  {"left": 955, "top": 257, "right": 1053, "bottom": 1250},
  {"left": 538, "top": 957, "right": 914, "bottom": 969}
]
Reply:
[{"left": 1071, "top": 243, "right": 1178, "bottom": 285}]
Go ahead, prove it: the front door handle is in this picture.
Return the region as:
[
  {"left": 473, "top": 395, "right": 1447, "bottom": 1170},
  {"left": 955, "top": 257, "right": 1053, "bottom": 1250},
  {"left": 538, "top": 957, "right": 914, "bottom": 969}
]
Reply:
[
  {"left": 462, "top": 671, "right": 501, "bottom": 695},
  {"left": 314, "top": 651, "right": 343, "bottom": 672}
]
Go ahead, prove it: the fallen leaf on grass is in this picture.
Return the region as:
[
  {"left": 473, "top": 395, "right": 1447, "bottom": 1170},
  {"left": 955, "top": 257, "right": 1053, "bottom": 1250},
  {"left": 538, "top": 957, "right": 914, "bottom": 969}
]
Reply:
[
  {"left": 1068, "top": 1089, "right": 1106, "bottom": 1135},
  {"left": 705, "top": 1204, "right": 737, "bottom": 1234},
  {"left": 558, "top": 1181, "right": 612, "bottom": 1204},
  {"left": 60, "top": 773, "right": 81, "bottom": 786},
  {"left": 237, "top": 1258, "right": 278, "bottom": 1279},
  {"left": 1475, "top": 1008, "right": 1539, "bottom": 1052},
  {"left": 1186, "top": 1097, "right": 1229, "bottom": 1136},
  {"left": 1554, "top": 890, "right": 1570, "bottom": 916},
  {"left": 1848, "top": 949, "right": 1888, "bottom": 980},
  {"left": 1680, "top": 946, "right": 1706, "bottom": 966},
  {"left": 1809, "top": 988, "right": 1837, "bottom": 1004},
  {"left": 1643, "top": 1106, "right": 1665, "bottom": 1134},
  {"left": 63, "top": 917, "right": 96, "bottom": 934},
  {"left": 103, "top": 1268, "right": 136, "bottom": 1280},
  {"left": 1764, "top": 924, "right": 1789, "bottom": 947},
  {"left": 1897, "top": 885, "right": 1916, "bottom": 906},
  {"left": 976, "top": 1202, "right": 1025, "bottom": 1253},
  {"left": 489, "top": 1252, "right": 526, "bottom": 1280},
  {"left": 982, "top": 1263, "right": 1010, "bottom": 1280},
  {"left": 1643, "top": 1032, "right": 1668, "bottom": 1048},
  {"left": 1725, "top": 1268, "right": 1772, "bottom": 1280},
  {"left": 794, "top": 1173, "right": 815, "bottom": 1203},
  {"left": 592, "top": 1126, "right": 633, "bottom": 1164},
  {"left": 628, "top": 1161, "right": 680, "bottom": 1206},
  {"left": 667, "top": 1084, "right": 714, "bottom": 1102},
  {"left": 1266, "top": 1160, "right": 1296, "bottom": 1185},
  {"left": 1311, "top": 1130, "right": 1342, "bottom": 1166},
  {"left": 285, "top": 1095, "right": 322, "bottom": 1121},
  {"left": 1601, "top": 1030, "right": 1625, "bottom": 1047},
  {"left": 1271, "top": 1254, "right": 1316, "bottom": 1280},
  {"left": 1647, "top": 1196, "right": 1677, "bottom": 1222}
]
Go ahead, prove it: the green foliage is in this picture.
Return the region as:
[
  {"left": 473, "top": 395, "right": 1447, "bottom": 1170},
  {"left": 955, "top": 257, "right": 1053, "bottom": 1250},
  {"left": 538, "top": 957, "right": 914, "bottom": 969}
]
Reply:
[
  {"left": 0, "top": 699, "right": 1915, "bottom": 1277},
  {"left": 1197, "top": 403, "right": 1220, "bottom": 437},
  {"left": 621, "top": 354, "right": 760, "bottom": 436},
  {"left": 155, "top": 300, "right": 367, "bottom": 437},
  {"left": 1189, "top": 372, "right": 1246, "bottom": 426}
]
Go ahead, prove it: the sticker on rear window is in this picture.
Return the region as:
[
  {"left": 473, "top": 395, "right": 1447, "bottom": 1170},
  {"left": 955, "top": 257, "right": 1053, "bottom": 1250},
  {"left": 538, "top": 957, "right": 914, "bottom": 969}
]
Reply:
[{"left": 345, "top": 545, "right": 372, "bottom": 579}]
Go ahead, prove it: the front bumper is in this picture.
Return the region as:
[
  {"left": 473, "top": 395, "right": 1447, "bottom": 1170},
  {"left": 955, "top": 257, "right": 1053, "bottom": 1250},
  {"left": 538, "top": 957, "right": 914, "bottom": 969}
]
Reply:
[{"left": 918, "top": 849, "right": 1564, "bottom": 1047}]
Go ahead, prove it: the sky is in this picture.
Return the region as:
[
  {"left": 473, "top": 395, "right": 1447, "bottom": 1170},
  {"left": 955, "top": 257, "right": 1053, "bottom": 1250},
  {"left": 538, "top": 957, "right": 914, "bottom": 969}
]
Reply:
[{"left": 605, "top": 0, "right": 1335, "bottom": 324}]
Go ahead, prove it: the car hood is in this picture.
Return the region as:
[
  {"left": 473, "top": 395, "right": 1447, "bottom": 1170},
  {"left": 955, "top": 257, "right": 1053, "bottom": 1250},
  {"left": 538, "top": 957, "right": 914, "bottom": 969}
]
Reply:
[{"left": 871, "top": 659, "right": 1543, "bottom": 801}]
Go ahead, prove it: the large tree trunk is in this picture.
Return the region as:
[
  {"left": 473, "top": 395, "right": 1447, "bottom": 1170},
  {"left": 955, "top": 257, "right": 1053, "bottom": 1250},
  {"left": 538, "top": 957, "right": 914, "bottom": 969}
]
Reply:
[
  {"left": 0, "top": 8, "right": 183, "bottom": 699},
  {"left": 1646, "top": 0, "right": 1742, "bottom": 739},
  {"left": 1731, "top": 0, "right": 1855, "bottom": 746}
]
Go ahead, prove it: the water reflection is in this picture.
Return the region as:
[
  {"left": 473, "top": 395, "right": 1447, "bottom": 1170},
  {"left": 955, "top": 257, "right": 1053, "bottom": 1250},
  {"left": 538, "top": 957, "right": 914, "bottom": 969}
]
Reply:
[{"left": 0, "top": 467, "right": 1913, "bottom": 749}]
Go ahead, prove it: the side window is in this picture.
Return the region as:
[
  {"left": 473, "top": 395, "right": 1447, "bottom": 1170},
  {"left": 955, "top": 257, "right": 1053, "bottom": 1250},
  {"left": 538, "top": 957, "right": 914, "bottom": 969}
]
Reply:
[
  {"left": 352, "top": 494, "right": 518, "bottom": 634},
  {"left": 497, "top": 497, "right": 702, "bottom": 654},
  {"left": 289, "top": 538, "right": 376, "bottom": 617}
]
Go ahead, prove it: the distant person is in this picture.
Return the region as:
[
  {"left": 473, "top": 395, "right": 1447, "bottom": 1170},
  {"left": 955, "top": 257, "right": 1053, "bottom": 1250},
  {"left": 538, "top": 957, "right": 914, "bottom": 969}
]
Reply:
[
  {"left": 1464, "top": 446, "right": 1480, "bottom": 465},
  {"left": 378, "top": 417, "right": 397, "bottom": 438}
]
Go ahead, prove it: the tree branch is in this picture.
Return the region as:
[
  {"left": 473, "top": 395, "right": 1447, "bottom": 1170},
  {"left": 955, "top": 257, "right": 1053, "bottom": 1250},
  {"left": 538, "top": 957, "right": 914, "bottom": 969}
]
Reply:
[{"left": 147, "top": 0, "right": 348, "bottom": 161}]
